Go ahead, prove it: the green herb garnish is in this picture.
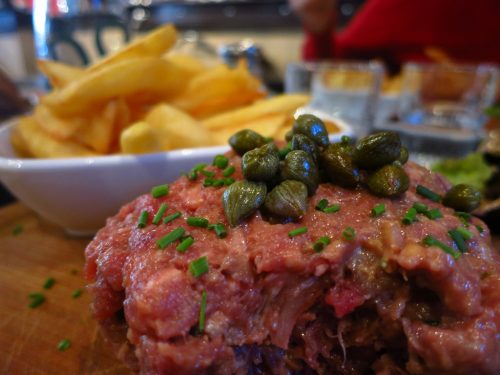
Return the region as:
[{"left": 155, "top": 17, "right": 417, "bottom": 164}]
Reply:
[
  {"left": 213, "top": 155, "right": 229, "bottom": 169},
  {"left": 176, "top": 236, "right": 194, "bottom": 253},
  {"left": 72, "top": 289, "right": 82, "bottom": 299},
  {"left": 43, "top": 278, "right": 55, "bottom": 290},
  {"left": 152, "top": 203, "right": 168, "bottom": 225},
  {"left": 288, "top": 226, "right": 308, "bottom": 238},
  {"left": 416, "top": 185, "right": 441, "bottom": 202},
  {"left": 323, "top": 204, "right": 341, "bottom": 214},
  {"left": 151, "top": 184, "right": 169, "bottom": 198},
  {"left": 312, "top": 236, "right": 331, "bottom": 252},
  {"left": 342, "top": 227, "right": 356, "bottom": 241},
  {"left": 57, "top": 339, "right": 71, "bottom": 351},
  {"left": 189, "top": 256, "right": 209, "bottom": 277},
  {"left": 371, "top": 203, "right": 386, "bottom": 217},
  {"left": 198, "top": 291, "right": 207, "bottom": 333},
  {"left": 423, "top": 235, "right": 460, "bottom": 259},
  {"left": 412, "top": 202, "right": 428, "bottom": 214},
  {"left": 12, "top": 224, "right": 23, "bottom": 236},
  {"left": 157, "top": 227, "right": 185, "bottom": 249},
  {"left": 456, "top": 226, "right": 473, "bottom": 240},
  {"left": 187, "top": 217, "right": 209, "bottom": 228},
  {"left": 402, "top": 207, "right": 418, "bottom": 225},
  {"left": 28, "top": 292, "right": 45, "bottom": 308},
  {"left": 315, "top": 199, "right": 329, "bottom": 211},
  {"left": 424, "top": 208, "right": 443, "bottom": 220},
  {"left": 163, "top": 211, "right": 181, "bottom": 224},
  {"left": 208, "top": 223, "right": 227, "bottom": 239},
  {"left": 137, "top": 210, "right": 149, "bottom": 228},
  {"left": 222, "top": 165, "right": 235, "bottom": 177},
  {"left": 223, "top": 177, "right": 235, "bottom": 186},
  {"left": 448, "top": 229, "right": 468, "bottom": 253}
]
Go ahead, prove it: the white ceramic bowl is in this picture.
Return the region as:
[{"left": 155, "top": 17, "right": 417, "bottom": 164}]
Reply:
[{"left": 0, "top": 114, "right": 351, "bottom": 235}]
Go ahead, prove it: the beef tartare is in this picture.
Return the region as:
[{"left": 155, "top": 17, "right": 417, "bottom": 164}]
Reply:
[{"left": 85, "top": 119, "right": 500, "bottom": 375}]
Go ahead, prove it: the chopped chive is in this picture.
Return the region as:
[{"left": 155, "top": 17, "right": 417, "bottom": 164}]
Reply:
[
  {"left": 176, "top": 236, "right": 194, "bottom": 253},
  {"left": 193, "top": 163, "right": 208, "bottom": 172},
  {"left": 222, "top": 165, "right": 235, "bottom": 177},
  {"left": 187, "top": 217, "right": 209, "bottom": 228},
  {"left": 424, "top": 208, "right": 443, "bottom": 220},
  {"left": 341, "top": 135, "right": 352, "bottom": 144},
  {"left": 423, "top": 235, "right": 460, "bottom": 259},
  {"left": 223, "top": 177, "right": 235, "bottom": 186},
  {"left": 189, "top": 256, "right": 209, "bottom": 277},
  {"left": 201, "top": 169, "right": 215, "bottom": 178},
  {"left": 448, "top": 229, "right": 468, "bottom": 253},
  {"left": 157, "top": 227, "right": 185, "bottom": 249},
  {"left": 213, "top": 155, "right": 229, "bottom": 169},
  {"left": 137, "top": 210, "right": 149, "bottom": 228},
  {"left": 456, "top": 226, "right": 473, "bottom": 240},
  {"left": 12, "top": 224, "right": 23, "bottom": 236},
  {"left": 57, "top": 339, "right": 71, "bottom": 352},
  {"left": 152, "top": 203, "right": 168, "bottom": 225},
  {"left": 187, "top": 170, "right": 198, "bottom": 181},
  {"left": 212, "top": 179, "right": 225, "bottom": 187},
  {"left": 412, "top": 202, "right": 428, "bottom": 214},
  {"left": 455, "top": 211, "right": 472, "bottom": 223},
  {"left": 203, "top": 178, "right": 215, "bottom": 187},
  {"left": 315, "top": 199, "right": 329, "bottom": 211},
  {"left": 288, "top": 226, "right": 308, "bottom": 237},
  {"left": 402, "top": 207, "right": 418, "bottom": 225},
  {"left": 198, "top": 291, "right": 207, "bottom": 333},
  {"left": 371, "top": 203, "right": 386, "bottom": 217},
  {"left": 312, "top": 236, "right": 331, "bottom": 252},
  {"left": 151, "top": 184, "right": 169, "bottom": 198},
  {"left": 416, "top": 185, "right": 441, "bottom": 202},
  {"left": 342, "top": 227, "right": 356, "bottom": 241},
  {"left": 476, "top": 224, "right": 484, "bottom": 233},
  {"left": 28, "top": 292, "right": 45, "bottom": 308},
  {"left": 163, "top": 211, "right": 181, "bottom": 224},
  {"left": 72, "top": 289, "right": 82, "bottom": 299},
  {"left": 43, "top": 277, "right": 55, "bottom": 290},
  {"left": 208, "top": 223, "right": 227, "bottom": 239},
  {"left": 323, "top": 204, "right": 341, "bottom": 214}
]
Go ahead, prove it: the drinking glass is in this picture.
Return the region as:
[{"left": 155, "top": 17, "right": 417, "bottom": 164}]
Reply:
[
  {"left": 398, "top": 63, "right": 498, "bottom": 130},
  {"left": 32, "top": 0, "right": 130, "bottom": 67},
  {"left": 310, "top": 61, "right": 384, "bottom": 136}
]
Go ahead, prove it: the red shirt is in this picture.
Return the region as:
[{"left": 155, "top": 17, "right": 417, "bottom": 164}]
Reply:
[{"left": 303, "top": 0, "right": 500, "bottom": 66}]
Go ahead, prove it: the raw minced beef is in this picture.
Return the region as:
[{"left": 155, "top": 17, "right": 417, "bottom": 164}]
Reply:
[{"left": 84, "top": 156, "right": 500, "bottom": 375}]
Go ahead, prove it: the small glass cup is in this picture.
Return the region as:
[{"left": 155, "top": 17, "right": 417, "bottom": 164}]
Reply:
[
  {"left": 32, "top": 0, "right": 130, "bottom": 67},
  {"left": 284, "top": 62, "right": 319, "bottom": 93},
  {"left": 310, "top": 61, "right": 384, "bottom": 136},
  {"left": 398, "top": 62, "right": 499, "bottom": 130}
]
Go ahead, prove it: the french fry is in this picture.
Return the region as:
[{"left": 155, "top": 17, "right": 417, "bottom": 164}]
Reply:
[
  {"left": 203, "top": 94, "right": 310, "bottom": 130},
  {"left": 120, "top": 121, "right": 163, "bottom": 154},
  {"left": 144, "top": 104, "right": 214, "bottom": 149},
  {"left": 171, "top": 62, "right": 265, "bottom": 119},
  {"left": 15, "top": 116, "right": 97, "bottom": 158},
  {"left": 72, "top": 101, "right": 118, "bottom": 153},
  {"left": 43, "top": 58, "right": 186, "bottom": 116},
  {"left": 37, "top": 60, "right": 85, "bottom": 89},
  {"left": 88, "top": 24, "right": 177, "bottom": 73},
  {"left": 164, "top": 53, "right": 207, "bottom": 80},
  {"left": 212, "top": 113, "right": 287, "bottom": 145},
  {"left": 33, "top": 104, "right": 87, "bottom": 140}
]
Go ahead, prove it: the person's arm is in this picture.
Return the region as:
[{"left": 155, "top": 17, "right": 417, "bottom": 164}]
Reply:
[{"left": 289, "top": 0, "right": 336, "bottom": 60}]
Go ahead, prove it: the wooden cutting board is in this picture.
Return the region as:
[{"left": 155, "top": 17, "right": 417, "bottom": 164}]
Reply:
[
  {"left": 1, "top": 203, "right": 499, "bottom": 375},
  {"left": 0, "top": 203, "right": 129, "bottom": 375}
]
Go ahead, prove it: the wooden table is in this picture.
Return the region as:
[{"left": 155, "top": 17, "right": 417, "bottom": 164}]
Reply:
[
  {"left": 1, "top": 203, "right": 498, "bottom": 374},
  {"left": 0, "top": 203, "right": 129, "bottom": 375}
]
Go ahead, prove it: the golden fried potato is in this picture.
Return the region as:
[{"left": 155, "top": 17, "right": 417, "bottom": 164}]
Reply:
[
  {"left": 203, "top": 94, "right": 310, "bottom": 130},
  {"left": 33, "top": 104, "right": 86, "bottom": 139},
  {"left": 171, "top": 62, "right": 265, "bottom": 119},
  {"left": 88, "top": 24, "right": 176, "bottom": 73},
  {"left": 120, "top": 121, "right": 163, "bottom": 154},
  {"left": 37, "top": 60, "right": 85, "bottom": 89},
  {"left": 15, "top": 116, "right": 97, "bottom": 158},
  {"left": 212, "top": 113, "right": 287, "bottom": 145},
  {"left": 43, "top": 58, "right": 186, "bottom": 116},
  {"left": 164, "top": 53, "right": 207, "bottom": 80}
]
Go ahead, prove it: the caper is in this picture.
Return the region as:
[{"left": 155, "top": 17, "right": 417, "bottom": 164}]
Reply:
[
  {"left": 398, "top": 146, "right": 409, "bottom": 164},
  {"left": 242, "top": 143, "right": 280, "bottom": 182},
  {"left": 228, "top": 129, "right": 266, "bottom": 155},
  {"left": 292, "top": 114, "right": 329, "bottom": 147},
  {"left": 222, "top": 181, "right": 267, "bottom": 226},
  {"left": 353, "top": 131, "right": 402, "bottom": 169},
  {"left": 442, "top": 184, "right": 481, "bottom": 212},
  {"left": 291, "top": 134, "right": 320, "bottom": 161},
  {"left": 366, "top": 164, "right": 409, "bottom": 197},
  {"left": 264, "top": 180, "right": 308, "bottom": 220},
  {"left": 320, "top": 143, "right": 360, "bottom": 188},
  {"left": 285, "top": 130, "right": 294, "bottom": 142},
  {"left": 281, "top": 150, "right": 319, "bottom": 195}
]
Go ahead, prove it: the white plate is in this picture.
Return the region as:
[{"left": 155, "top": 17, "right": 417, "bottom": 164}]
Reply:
[{"left": 0, "top": 115, "right": 352, "bottom": 235}]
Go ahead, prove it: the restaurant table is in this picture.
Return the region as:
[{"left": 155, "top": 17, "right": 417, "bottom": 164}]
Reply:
[{"left": 1, "top": 202, "right": 499, "bottom": 374}]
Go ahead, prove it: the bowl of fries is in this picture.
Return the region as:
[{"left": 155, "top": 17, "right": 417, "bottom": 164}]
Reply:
[{"left": 0, "top": 25, "right": 350, "bottom": 234}]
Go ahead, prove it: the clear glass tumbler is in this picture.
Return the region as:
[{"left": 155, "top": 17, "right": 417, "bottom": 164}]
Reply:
[{"left": 32, "top": 0, "right": 130, "bottom": 67}]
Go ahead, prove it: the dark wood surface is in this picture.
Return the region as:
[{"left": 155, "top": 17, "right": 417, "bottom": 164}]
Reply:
[{"left": 0, "top": 203, "right": 498, "bottom": 375}]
